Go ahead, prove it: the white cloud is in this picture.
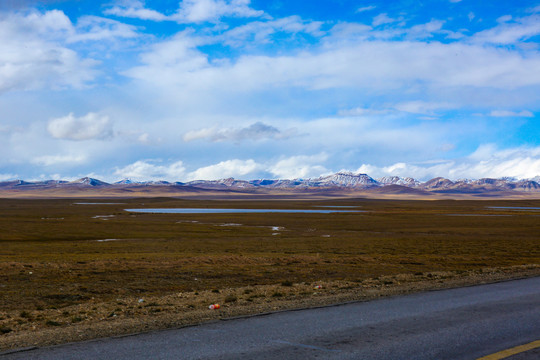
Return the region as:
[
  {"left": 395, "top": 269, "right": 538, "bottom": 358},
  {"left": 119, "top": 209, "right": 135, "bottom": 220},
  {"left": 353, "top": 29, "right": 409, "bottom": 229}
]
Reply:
[
  {"left": 0, "top": 9, "right": 139, "bottom": 94},
  {"left": 187, "top": 159, "right": 261, "bottom": 180},
  {"left": 393, "top": 101, "right": 454, "bottom": 115},
  {"left": 124, "top": 31, "right": 209, "bottom": 83},
  {"left": 218, "top": 16, "right": 324, "bottom": 46},
  {"left": 114, "top": 156, "right": 330, "bottom": 182},
  {"left": 337, "top": 107, "right": 390, "bottom": 116},
  {"left": 488, "top": 110, "right": 534, "bottom": 117},
  {"left": 356, "top": 145, "right": 540, "bottom": 181},
  {"left": 0, "top": 173, "right": 18, "bottom": 181},
  {"left": 2, "top": 3, "right": 539, "bottom": 184},
  {"left": 0, "top": 10, "right": 98, "bottom": 93},
  {"left": 339, "top": 101, "right": 456, "bottom": 118},
  {"left": 31, "top": 154, "right": 86, "bottom": 166},
  {"left": 497, "top": 15, "right": 512, "bottom": 23},
  {"left": 47, "top": 112, "right": 113, "bottom": 141},
  {"left": 138, "top": 133, "right": 150, "bottom": 143},
  {"left": 372, "top": 13, "right": 397, "bottom": 27},
  {"left": 268, "top": 153, "right": 330, "bottom": 179},
  {"left": 472, "top": 14, "right": 540, "bottom": 44},
  {"left": 114, "top": 160, "right": 186, "bottom": 181},
  {"left": 356, "top": 6, "right": 376, "bottom": 13},
  {"left": 183, "top": 122, "right": 296, "bottom": 142},
  {"left": 104, "top": 0, "right": 168, "bottom": 21},
  {"left": 175, "top": 0, "right": 265, "bottom": 23},
  {"left": 67, "top": 16, "right": 139, "bottom": 43},
  {"left": 105, "top": 0, "right": 265, "bottom": 23},
  {"left": 405, "top": 20, "right": 445, "bottom": 39},
  {"left": 126, "top": 30, "right": 540, "bottom": 97}
]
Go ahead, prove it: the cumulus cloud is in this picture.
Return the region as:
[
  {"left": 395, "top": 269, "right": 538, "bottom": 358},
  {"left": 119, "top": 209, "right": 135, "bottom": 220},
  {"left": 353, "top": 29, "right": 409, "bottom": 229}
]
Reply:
[
  {"left": 112, "top": 155, "right": 331, "bottom": 182},
  {"left": 488, "top": 110, "right": 534, "bottom": 117},
  {"left": 187, "top": 159, "right": 261, "bottom": 180},
  {"left": 183, "top": 122, "right": 296, "bottom": 142},
  {"left": 47, "top": 112, "right": 113, "bottom": 141},
  {"left": 268, "top": 153, "right": 330, "bottom": 179},
  {"left": 0, "top": 10, "right": 98, "bottom": 93},
  {"left": 186, "top": 154, "right": 330, "bottom": 180},
  {"left": 356, "top": 145, "right": 540, "bottom": 181},
  {"left": 114, "top": 160, "right": 186, "bottom": 181},
  {"left": 0, "top": 9, "right": 141, "bottom": 94}
]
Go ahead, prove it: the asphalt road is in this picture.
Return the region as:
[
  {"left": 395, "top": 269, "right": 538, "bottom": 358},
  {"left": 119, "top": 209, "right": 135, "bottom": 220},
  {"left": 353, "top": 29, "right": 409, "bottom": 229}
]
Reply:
[{"left": 2, "top": 277, "right": 539, "bottom": 360}]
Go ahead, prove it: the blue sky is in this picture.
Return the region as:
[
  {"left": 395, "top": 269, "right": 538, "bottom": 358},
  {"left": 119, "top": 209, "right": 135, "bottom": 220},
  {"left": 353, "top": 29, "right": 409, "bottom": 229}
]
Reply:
[{"left": 0, "top": 0, "right": 539, "bottom": 182}]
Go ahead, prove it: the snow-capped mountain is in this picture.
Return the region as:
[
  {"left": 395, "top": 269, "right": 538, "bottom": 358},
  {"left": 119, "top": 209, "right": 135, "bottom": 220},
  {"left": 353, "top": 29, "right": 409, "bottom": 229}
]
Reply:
[
  {"left": 115, "top": 179, "right": 135, "bottom": 185},
  {"left": 377, "top": 176, "right": 421, "bottom": 187},
  {"left": 187, "top": 178, "right": 254, "bottom": 189},
  {"left": 1, "top": 172, "right": 539, "bottom": 196},
  {"left": 312, "top": 172, "right": 378, "bottom": 188},
  {"left": 69, "top": 177, "right": 109, "bottom": 186}
]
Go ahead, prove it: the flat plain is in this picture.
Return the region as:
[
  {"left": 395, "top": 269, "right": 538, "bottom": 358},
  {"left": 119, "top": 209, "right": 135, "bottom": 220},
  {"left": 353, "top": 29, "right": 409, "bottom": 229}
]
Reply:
[{"left": 1, "top": 197, "right": 539, "bottom": 350}]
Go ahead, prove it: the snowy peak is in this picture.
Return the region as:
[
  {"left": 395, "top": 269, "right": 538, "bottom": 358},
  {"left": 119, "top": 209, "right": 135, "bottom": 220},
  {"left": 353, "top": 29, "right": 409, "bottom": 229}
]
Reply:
[
  {"left": 115, "top": 179, "right": 134, "bottom": 185},
  {"left": 186, "top": 178, "right": 253, "bottom": 189},
  {"left": 514, "top": 180, "right": 540, "bottom": 190},
  {"left": 70, "top": 177, "right": 109, "bottom": 186},
  {"left": 315, "top": 172, "right": 378, "bottom": 187},
  {"left": 144, "top": 180, "right": 170, "bottom": 185},
  {"left": 378, "top": 176, "right": 420, "bottom": 187}
]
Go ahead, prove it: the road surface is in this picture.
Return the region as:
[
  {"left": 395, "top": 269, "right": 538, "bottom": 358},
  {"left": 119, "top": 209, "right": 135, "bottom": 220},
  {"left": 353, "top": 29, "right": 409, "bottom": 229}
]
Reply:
[{"left": 2, "top": 276, "right": 539, "bottom": 359}]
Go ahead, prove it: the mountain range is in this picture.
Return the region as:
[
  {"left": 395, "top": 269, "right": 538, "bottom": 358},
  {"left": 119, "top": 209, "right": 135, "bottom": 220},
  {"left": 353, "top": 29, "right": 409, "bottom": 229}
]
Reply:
[{"left": 1, "top": 172, "right": 540, "bottom": 198}]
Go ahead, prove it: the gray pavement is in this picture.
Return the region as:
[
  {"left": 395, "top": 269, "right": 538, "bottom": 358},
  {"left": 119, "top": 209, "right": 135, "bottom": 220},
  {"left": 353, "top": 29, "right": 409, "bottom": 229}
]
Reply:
[{"left": 2, "top": 276, "right": 539, "bottom": 359}]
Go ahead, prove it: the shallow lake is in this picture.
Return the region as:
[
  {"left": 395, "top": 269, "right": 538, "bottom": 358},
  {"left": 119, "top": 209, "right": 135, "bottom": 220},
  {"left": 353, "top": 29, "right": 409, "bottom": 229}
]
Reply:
[
  {"left": 125, "top": 208, "right": 364, "bottom": 214},
  {"left": 486, "top": 206, "right": 540, "bottom": 211},
  {"left": 442, "top": 214, "right": 512, "bottom": 217},
  {"left": 75, "top": 202, "right": 125, "bottom": 205},
  {"left": 313, "top": 206, "right": 361, "bottom": 208}
]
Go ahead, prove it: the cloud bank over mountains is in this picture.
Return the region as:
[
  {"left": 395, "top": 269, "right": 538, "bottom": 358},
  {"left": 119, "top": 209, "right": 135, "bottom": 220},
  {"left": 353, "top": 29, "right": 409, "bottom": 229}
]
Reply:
[
  {"left": 107, "top": 145, "right": 540, "bottom": 183},
  {"left": 0, "top": 1, "right": 539, "bottom": 182}
]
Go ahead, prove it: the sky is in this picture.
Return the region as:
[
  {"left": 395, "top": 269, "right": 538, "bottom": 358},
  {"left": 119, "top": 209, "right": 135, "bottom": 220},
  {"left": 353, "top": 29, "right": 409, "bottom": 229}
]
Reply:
[{"left": 0, "top": 0, "right": 539, "bottom": 182}]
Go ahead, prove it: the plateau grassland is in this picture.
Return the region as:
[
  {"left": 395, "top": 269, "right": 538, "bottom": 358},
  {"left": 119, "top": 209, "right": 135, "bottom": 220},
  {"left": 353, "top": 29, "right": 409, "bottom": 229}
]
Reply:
[{"left": 1, "top": 198, "right": 538, "bottom": 349}]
